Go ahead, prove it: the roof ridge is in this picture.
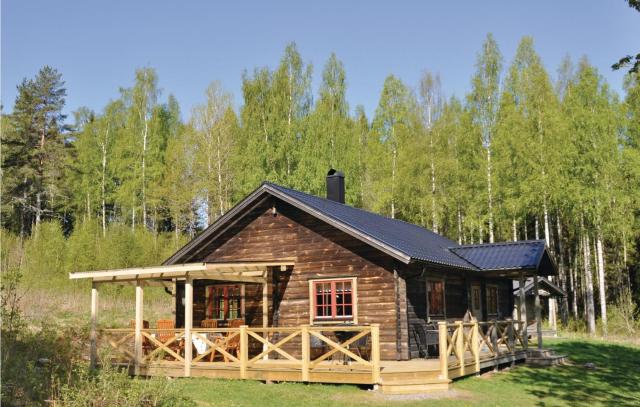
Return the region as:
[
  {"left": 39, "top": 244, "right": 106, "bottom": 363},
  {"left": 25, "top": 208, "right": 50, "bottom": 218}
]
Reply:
[{"left": 451, "top": 240, "right": 546, "bottom": 249}]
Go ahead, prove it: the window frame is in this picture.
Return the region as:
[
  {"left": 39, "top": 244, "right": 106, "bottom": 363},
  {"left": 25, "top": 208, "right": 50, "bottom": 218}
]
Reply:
[
  {"left": 308, "top": 277, "right": 358, "bottom": 324},
  {"left": 205, "top": 284, "right": 244, "bottom": 321},
  {"left": 426, "top": 279, "right": 446, "bottom": 320},
  {"left": 486, "top": 284, "right": 499, "bottom": 316}
]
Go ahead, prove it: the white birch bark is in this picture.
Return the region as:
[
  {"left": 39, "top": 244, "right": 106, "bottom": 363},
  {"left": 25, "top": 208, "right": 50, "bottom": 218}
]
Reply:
[
  {"left": 487, "top": 147, "right": 494, "bottom": 243},
  {"left": 582, "top": 227, "right": 596, "bottom": 334},
  {"left": 596, "top": 231, "right": 607, "bottom": 334}
]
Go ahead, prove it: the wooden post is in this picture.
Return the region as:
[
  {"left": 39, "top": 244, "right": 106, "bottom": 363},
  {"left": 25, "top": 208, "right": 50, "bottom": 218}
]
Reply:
[
  {"left": 456, "top": 321, "right": 465, "bottom": 376},
  {"left": 262, "top": 279, "right": 269, "bottom": 359},
  {"left": 184, "top": 276, "right": 193, "bottom": 377},
  {"left": 371, "top": 324, "right": 381, "bottom": 384},
  {"left": 134, "top": 280, "right": 144, "bottom": 376},
  {"left": 491, "top": 320, "right": 499, "bottom": 371},
  {"left": 533, "top": 274, "right": 543, "bottom": 350},
  {"left": 472, "top": 321, "right": 480, "bottom": 374},
  {"left": 491, "top": 320, "right": 498, "bottom": 356},
  {"left": 518, "top": 273, "right": 528, "bottom": 350},
  {"left": 90, "top": 282, "right": 98, "bottom": 369},
  {"left": 301, "top": 325, "right": 310, "bottom": 382},
  {"left": 240, "top": 325, "right": 248, "bottom": 379},
  {"left": 438, "top": 322, "right": 448, "bottom": 380},
  {"left": 508, "top": 320, "right": 515, "bottom": 366}
]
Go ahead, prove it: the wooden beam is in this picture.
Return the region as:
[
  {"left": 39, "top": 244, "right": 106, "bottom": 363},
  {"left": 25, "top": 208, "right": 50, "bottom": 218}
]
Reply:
[
  {"left": 371, "top": 324, "right": 381, "bottom": 384},
  {"left": 90, "top": 282, "right": 98, "bottom": 369},
  {"left": 301, "top": 325, "right": 310, "bottom": 382},
  {"left": 134, "top": 281, "right": 144, "bottom": 376},
  {"left": 533, "top": 274, "right": 543, "bottom": 349},
  {"left": 70, "top": 263, "right": 207, "bottom": 280},
  {"left": 438, "top": 322, "right": 448, "bottom": 380},
  {"left": 262, "top": 278, "right": 269, "bottom": 359},
  {"left": 519, "top": 272, "right": 528, "bottom": 350},
  {"left": 240, "top": 325, "right": 248, "bottom": 379},
  {"left": 71, "top": 261, "right": 292, "bottom": 283},
  {"left": 184, "top": 276, "right": 193, "bottom": 377}
]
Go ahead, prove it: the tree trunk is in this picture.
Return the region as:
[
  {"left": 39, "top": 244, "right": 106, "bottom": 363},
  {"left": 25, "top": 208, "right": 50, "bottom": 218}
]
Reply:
[
  {"left": 35, "top": 192, "right": 42, "bottom": 226},
  {"left": 556, "top": 214, "right": 569, "bottom": 325},
  {"left": 457, "top": 207, "right": 463, "bottom": 245},
  {"left": 141, "top": 116, "right": 148, "bottom": 229},
  {"left": 391, "top": 143, "right": 397, "bottom": 219},
  {"left": 101, "top": 137, "right": 107, "bottom": 237},
  {"left": 596, "top": 231, "right": 607, "bottom": 335},
  {"left": 429, "top": 130, "right": 438, "bottom": 233},
  {"left": 543, "top": 200, "right": 550, "bottom": 247},
  {"left": 486, "top": 147, "right": 494, "bottom": 243},
  {"left": 512, "top": 217, "right": 517, "bottom": 242},
  {"left": 569, "top": 252, "right": 578, "bottom": 319},
  {"left": 582, "top": 227, "right": 596, "bottom": 335},
  {"left": 216, "top": 127, "right": 225, "bottom": 217}
]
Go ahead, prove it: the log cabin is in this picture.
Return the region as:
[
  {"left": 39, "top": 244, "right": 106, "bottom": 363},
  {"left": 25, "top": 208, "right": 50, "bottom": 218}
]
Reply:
[{"left": 70, "top": 170, "right": 558, "bottom": 394}]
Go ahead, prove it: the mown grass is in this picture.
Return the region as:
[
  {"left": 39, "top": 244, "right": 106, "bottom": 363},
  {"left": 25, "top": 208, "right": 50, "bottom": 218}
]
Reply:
[{"left": 175, "top": 338, "right": 640, "bottom": 407}]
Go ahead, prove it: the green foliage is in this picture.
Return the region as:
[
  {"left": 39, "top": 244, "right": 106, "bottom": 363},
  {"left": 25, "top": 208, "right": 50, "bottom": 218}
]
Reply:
[
  {"left": 56, "top": 356, "right": 195, "bottom": 407},
  {"left": 1, "top": 66, "right": 69, "bottom": 234}
]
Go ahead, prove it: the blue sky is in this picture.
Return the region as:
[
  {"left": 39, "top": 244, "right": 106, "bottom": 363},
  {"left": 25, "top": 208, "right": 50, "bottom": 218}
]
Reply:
[{"left": 2, "top": 1, "right": 638, "bottom": 120}]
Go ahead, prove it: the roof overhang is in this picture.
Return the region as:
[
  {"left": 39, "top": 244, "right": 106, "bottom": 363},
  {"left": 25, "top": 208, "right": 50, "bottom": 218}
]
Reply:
[{"left": 68, "top": 261, "right": 295, "bottom": 286}]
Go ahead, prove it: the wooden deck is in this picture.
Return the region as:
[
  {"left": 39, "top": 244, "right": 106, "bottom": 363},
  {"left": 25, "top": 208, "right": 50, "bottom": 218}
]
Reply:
[{"left": 101, "top": 320, "right": 529, "bottom": 394}]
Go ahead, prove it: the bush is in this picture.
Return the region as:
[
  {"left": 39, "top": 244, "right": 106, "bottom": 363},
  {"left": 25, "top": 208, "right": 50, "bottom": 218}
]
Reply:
[
  {"left": 607, "top": 289, "right": 639, "bottom": 336},
  {"left": 55, "top": 356, "right": 195, "bottom": 407}
]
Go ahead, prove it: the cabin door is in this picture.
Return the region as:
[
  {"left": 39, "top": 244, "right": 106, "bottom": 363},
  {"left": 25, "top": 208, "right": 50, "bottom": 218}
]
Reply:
[{"left": 471, "top": 284, "right": 482, "bottom": 319}]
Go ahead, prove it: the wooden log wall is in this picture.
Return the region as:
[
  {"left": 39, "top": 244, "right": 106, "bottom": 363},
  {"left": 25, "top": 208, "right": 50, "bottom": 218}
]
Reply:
[{"left": 178, "top": 199, "right": 401, "bottom": 360}]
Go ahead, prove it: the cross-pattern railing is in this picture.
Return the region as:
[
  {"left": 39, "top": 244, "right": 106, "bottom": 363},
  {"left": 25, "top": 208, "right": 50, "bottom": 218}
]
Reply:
[
  {"left": 438, "top": 320, "right": 527, "bottom": 380},
  {"left": 100, "top": 324, "right": 381, "bottom": 384}
]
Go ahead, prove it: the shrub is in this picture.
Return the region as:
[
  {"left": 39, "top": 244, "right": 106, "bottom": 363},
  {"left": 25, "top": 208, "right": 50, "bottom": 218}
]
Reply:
[
  {"left": 54, "top": 356, "right": 195, "bottom": 407},
  {"left": 606, "top": 289, "right": 639, "bottom": 336}
]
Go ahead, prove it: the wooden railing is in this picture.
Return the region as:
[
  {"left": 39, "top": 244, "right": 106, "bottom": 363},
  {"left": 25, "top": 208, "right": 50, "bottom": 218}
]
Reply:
[
  {"left": 437, "top": 320, "right": 527, "bottom": 380},
  {"left": 101, "top": 324, "right": 381, "bottom": 384}
]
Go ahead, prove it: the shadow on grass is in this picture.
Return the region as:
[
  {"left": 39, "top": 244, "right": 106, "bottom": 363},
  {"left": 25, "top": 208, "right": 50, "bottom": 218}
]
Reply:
[{"left": 504, "top": 341, "right": 640, "bottom": 406}]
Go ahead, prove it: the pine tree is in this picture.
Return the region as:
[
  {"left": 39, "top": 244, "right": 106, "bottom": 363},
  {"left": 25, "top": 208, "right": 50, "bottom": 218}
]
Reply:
[{"left": 1, "top": 66, "right": 69, "bottom": 235}]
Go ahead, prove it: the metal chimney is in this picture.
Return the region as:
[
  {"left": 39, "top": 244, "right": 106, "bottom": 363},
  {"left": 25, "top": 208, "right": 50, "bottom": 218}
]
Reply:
[{"left": 326, "top": 169, "right": 345, "bottom": 204}]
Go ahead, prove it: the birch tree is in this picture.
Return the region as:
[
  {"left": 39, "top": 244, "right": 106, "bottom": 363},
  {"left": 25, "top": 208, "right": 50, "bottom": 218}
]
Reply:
[
  {"left": 190, "top": 82, "right": 237, "bottom": 225},
  {"left": 468, "top": 34, "right": 502, "bottom": 243}
]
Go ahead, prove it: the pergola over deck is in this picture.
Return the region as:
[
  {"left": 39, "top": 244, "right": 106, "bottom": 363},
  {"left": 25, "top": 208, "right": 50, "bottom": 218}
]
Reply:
[{"left": 69, "top": 260, "right": 295, "bottom": 375}]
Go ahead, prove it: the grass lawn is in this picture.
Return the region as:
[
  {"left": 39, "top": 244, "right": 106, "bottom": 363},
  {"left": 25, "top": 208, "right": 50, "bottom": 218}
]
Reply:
[{"left": 175, "top": 338, "right": 640, "bottom": 406}]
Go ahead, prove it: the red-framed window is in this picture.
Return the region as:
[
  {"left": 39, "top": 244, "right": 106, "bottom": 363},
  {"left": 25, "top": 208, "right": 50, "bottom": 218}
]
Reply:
[
  {"left": 428, "top": 280, "right": 445, "bottom": 316},
  {"left": 312, "top": 279, "right": 355, "bottom": 321},
  {"left": 205, "top": 285, "right": 242, "bottom": 320}
]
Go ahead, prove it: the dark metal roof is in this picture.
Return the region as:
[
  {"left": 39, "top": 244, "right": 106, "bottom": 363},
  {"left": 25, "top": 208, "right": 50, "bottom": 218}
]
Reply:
[
  {"left": 512, "top": 277, "right": 566, "bottom": 297},
  {"left": 449, "top": 241, "right": 546, "bottom": 270},
  {"left": 165, "top": 181, "right": 557, "bottom": 276},
  {"left": 265, "top": 182, "right": 475, "bottom": 269}
]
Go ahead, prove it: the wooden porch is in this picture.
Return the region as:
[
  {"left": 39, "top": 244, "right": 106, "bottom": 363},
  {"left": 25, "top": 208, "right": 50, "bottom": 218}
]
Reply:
[
  {"left": 100, "top": 320, "right": 529, "bottom": 394},
  {"left": 71, "top": 261, "right": 536, "bottom": 394}
]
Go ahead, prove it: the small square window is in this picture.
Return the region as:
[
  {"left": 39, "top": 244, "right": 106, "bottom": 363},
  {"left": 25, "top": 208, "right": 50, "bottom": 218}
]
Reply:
[{"left": 311, "top": 279, "right": 356, "bottom": 322}]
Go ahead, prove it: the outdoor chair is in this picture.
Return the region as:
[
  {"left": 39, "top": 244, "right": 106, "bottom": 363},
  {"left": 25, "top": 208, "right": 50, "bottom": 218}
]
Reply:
[
  {"left": 214, "top": 319, "right": 243, "bottom": 363},
  {"left": 156, "top": 319, "right": 183, "bottom": 359},
  {"left": 200, "top": 319, "right": 220, "bottom": 362}
]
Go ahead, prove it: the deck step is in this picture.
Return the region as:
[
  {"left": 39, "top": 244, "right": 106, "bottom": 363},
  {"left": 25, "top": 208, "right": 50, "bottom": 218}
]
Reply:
[
  {"left": 525, "top": 349, "right": 568, "bottom": 366},
  {"left": 379, "top": 379, "right": 451, "bottom": 394}
]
